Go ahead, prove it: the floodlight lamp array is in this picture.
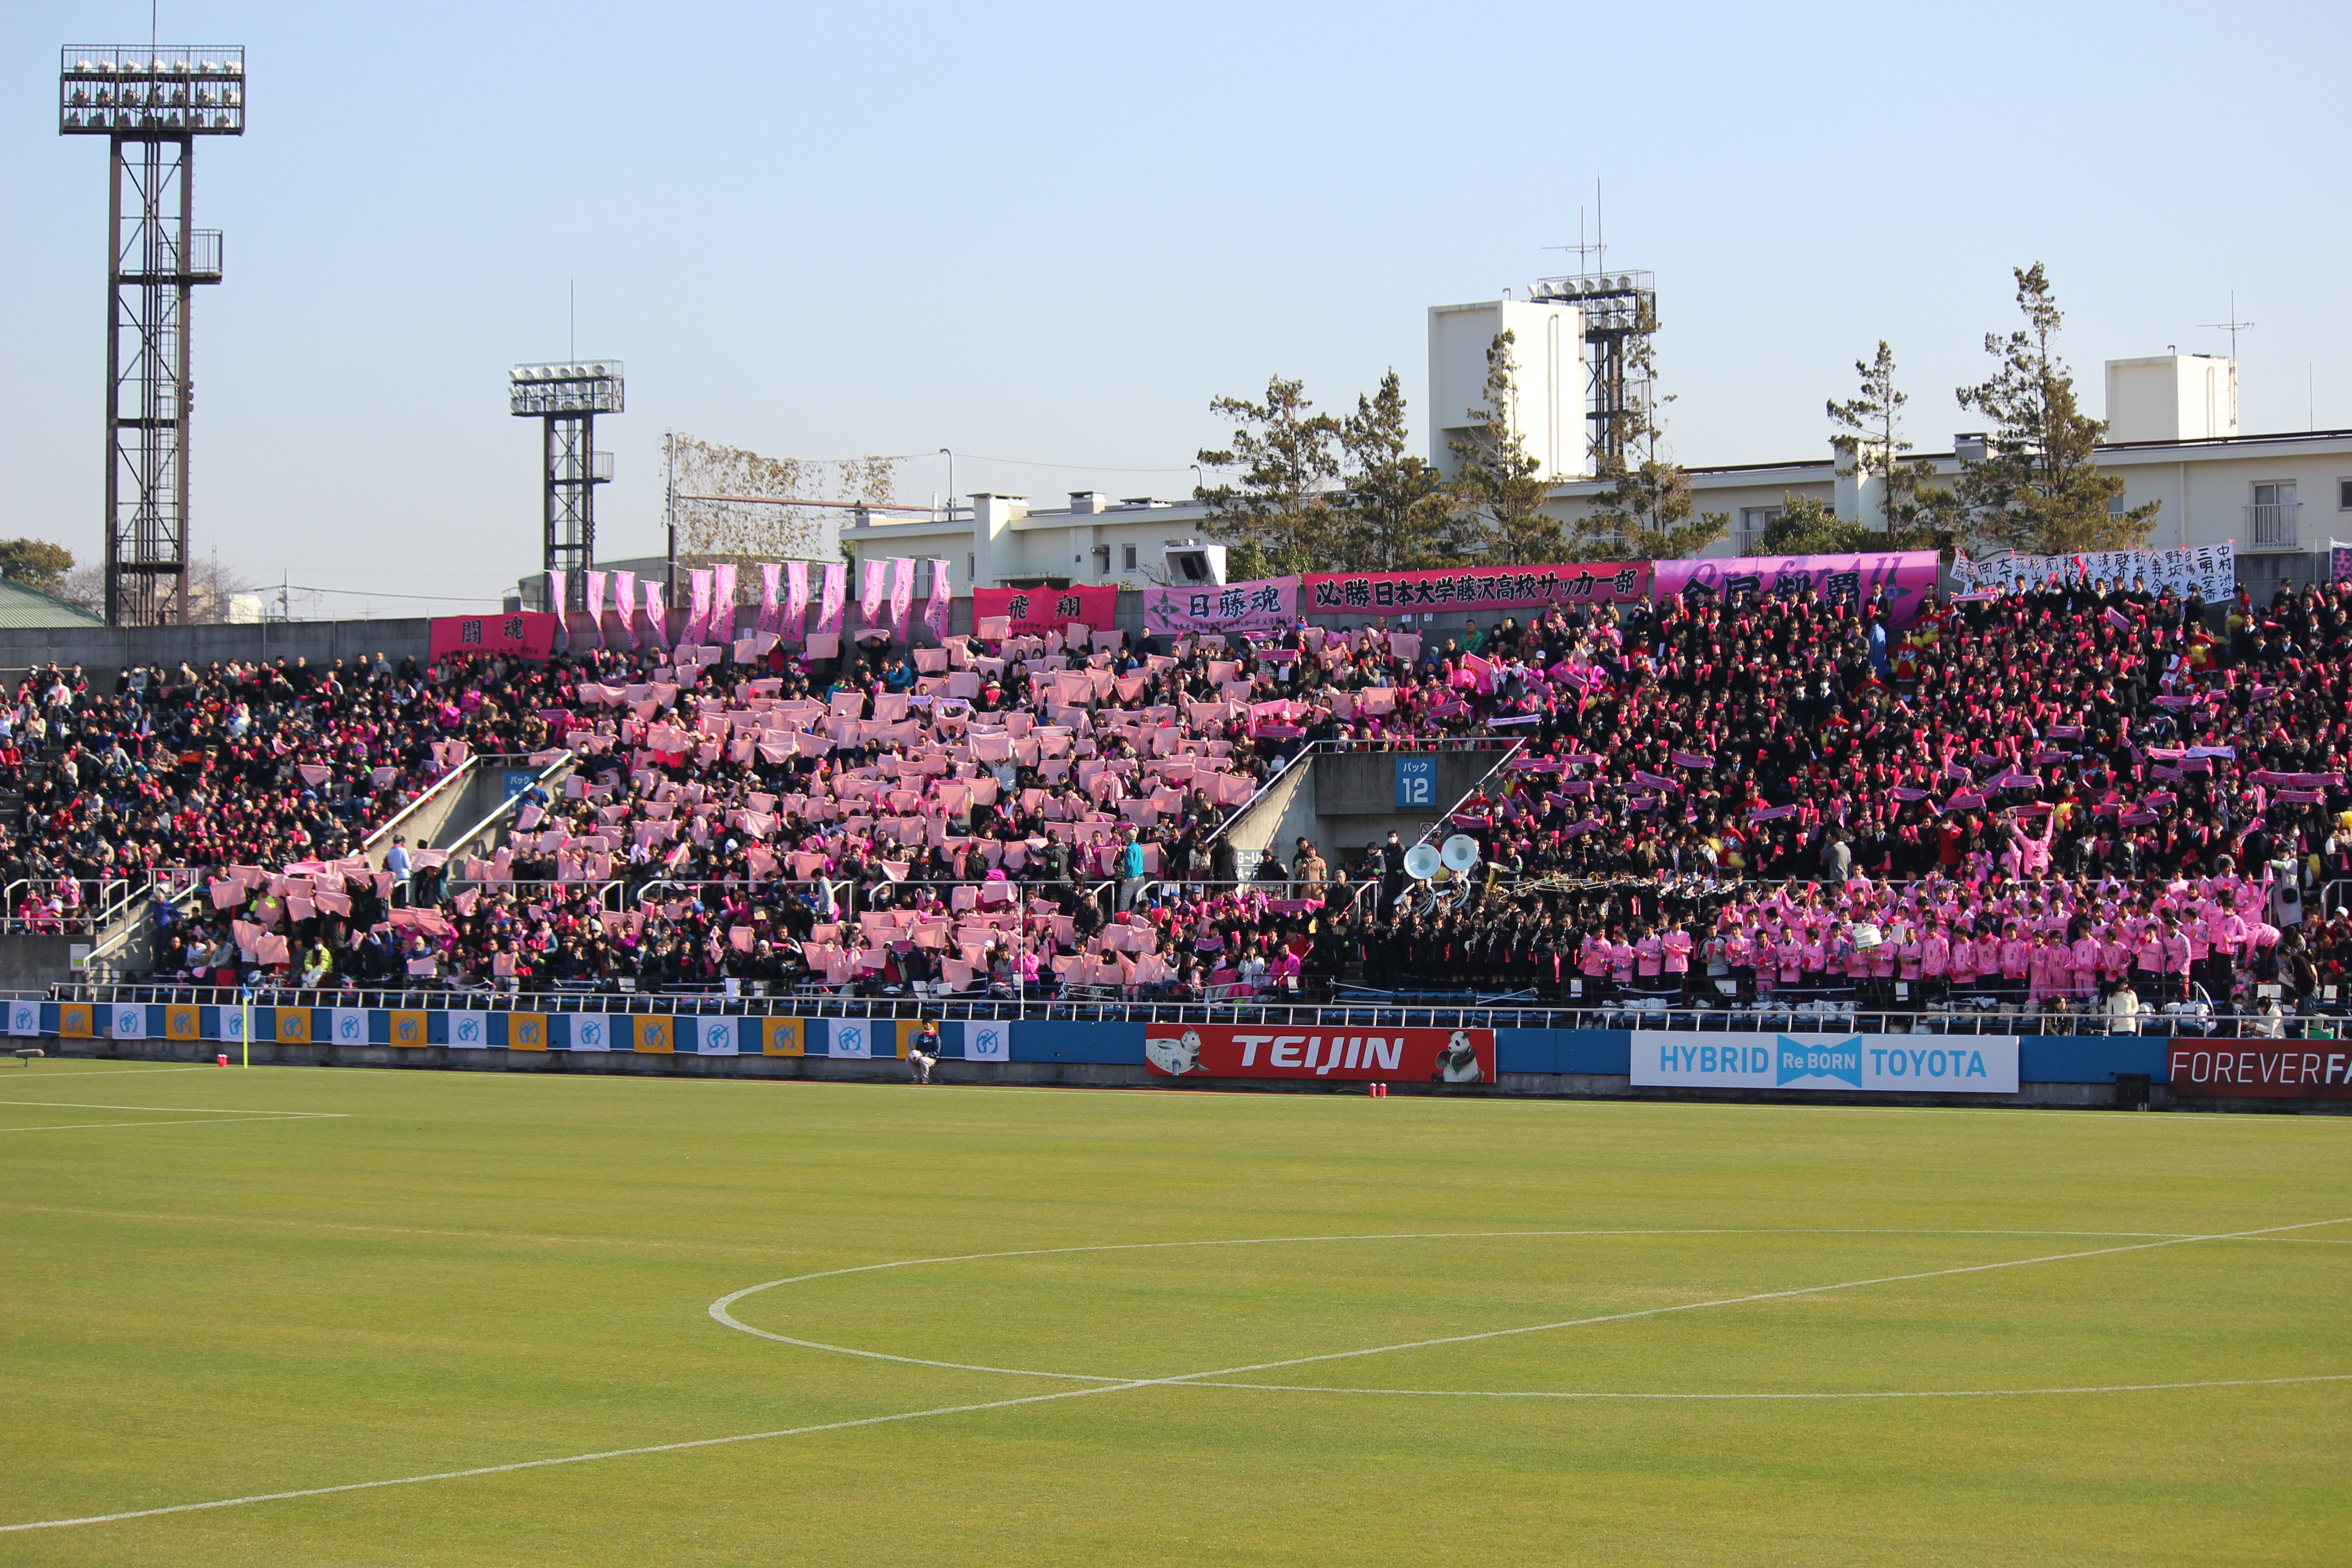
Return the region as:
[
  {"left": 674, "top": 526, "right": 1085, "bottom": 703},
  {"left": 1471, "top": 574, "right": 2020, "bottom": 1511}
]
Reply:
[
  {"left": 60, "top": 47, "right": 245, "bottom": 135},
  {"left": 509, "top": 362, "right": 626, "bottom": 416}
]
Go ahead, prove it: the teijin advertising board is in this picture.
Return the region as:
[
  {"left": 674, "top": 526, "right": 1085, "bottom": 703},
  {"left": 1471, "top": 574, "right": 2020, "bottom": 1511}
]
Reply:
[
  {"left": 1632, "top": 1034, "right": 2020, "bottom": 1095},
  {"left": 1143, "top": 1023, "right": 1495, "bottom": 1083}
]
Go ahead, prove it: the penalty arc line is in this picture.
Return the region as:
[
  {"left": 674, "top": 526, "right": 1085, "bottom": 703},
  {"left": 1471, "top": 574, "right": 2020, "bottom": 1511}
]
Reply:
[{"left": 7, "top": 1216, "right": 2346, "bottom": 1534}]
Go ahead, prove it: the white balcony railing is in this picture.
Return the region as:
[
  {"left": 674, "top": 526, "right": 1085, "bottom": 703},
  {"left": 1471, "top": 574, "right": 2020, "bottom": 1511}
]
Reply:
[{"left": 2246, "top": 501, "right": 2300, "bottom": 548}]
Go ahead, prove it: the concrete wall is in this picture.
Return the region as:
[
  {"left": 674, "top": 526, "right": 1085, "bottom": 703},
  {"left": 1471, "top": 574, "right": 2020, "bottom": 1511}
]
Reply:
[
  {"left": 1217, "top": 755, "right": 1316, "bottom": 879},
  {"left": 0, "top": 617, "right": 432, "bottom": 689},
  {"left": 1312, "top": 749, "right": 1501, "bottom": 855},
  {"left": 0, "top": 935, "right": 77, "bottom": 990}
]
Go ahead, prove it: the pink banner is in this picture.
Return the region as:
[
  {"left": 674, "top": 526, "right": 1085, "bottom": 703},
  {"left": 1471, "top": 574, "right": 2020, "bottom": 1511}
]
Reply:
[
  {"left": 584, "top": 569, "right": 608, "bottom": 649},
  {"left": 429, "top": 612, "right": 559, "bottom": 662},
  {"left": 1303, "top": 562, "right": 1651, "bottom": 614},
  {"left": 1651, "top": 550, "right": 1940, "bottom": 628},
  {"left": 925, "top": 558, "right": 951, "bottom": 640},
  {"left": 859, "top": 559, "right": 888, "bottom": 622},
  {"left": 888, "top": 557, "right": 915, "bottom": 631},
  {"left": 1142, "top": 575, "right": 1298, "bottom": 637},
  {"left": 711, "top": 563, "right": 738, "bottom": 644},
  {"left": 545, "top": 571, "right": 567, "bottom": 647},
  {"left": 759, "top": 562, "right": 781, "bottom": 633},
  {"left": 644, "top": 580, "right": 669, "bottom": 651},
  {"left": 785, "top": 561, "right": 810, "bottom": 639},
  {"left": 686, "top": 568, "right": 714, "bottom": 647},
  {"left": 817, "top": 563, "right": 844, "bottom": 635},
  {"left": 614, "top": 570, "right": 637, "bottom": 649}
]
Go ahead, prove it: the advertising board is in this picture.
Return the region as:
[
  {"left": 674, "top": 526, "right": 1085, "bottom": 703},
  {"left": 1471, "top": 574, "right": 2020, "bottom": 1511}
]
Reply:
[
  {"left": 2164, "top": 1042, "right": 2352, "bottom": 1100},
  {"left": 1631, "top": 1034, "right": 2020, "bottom": 1094},
  {"left": 1142, "top": 1023, "right": 1494, "bottom": 1083}
]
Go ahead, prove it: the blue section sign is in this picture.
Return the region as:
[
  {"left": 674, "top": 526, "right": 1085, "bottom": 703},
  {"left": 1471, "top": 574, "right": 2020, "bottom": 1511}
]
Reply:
[{"left": 1394, "top": 758, "right": 1436, "bottom": 808}]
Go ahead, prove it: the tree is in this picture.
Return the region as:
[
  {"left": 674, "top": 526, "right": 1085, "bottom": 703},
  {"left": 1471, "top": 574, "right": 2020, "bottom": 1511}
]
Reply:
[
  {"left": 1336, "top": 370, "right": 1454, "bottom": 571},
  {"left": 1572, "top": 302, "right": 1727, "bottom": 561},
  {"left": 0, "top": 539, "right": 75, "bottom": 595},
  {"left": 1745, "top": 492, "right": 1884, "bottom": 557},
  {"left": 1447, "top": 331, "right": 1564, "bottom": 564},
  {"left": 1953, "top": 263, "right": 2160, "bottom": 554},
  {"left": 1827, "top": 341, "right": 1951, "bottom": 543},
  {"left": 1195, "top": 376, "right": 1345, "bottom": 577}
]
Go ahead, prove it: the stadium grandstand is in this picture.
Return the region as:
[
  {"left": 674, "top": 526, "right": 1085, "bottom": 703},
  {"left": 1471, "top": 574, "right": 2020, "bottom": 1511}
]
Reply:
[{"left": 12, "top": 561, "right": 2351, "bottom": 1046}]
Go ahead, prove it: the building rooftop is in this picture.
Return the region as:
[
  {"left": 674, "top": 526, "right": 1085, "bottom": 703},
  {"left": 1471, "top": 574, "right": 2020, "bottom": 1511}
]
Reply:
[{"left": 0, "top": 576, "right": 106, "bottom": 628}]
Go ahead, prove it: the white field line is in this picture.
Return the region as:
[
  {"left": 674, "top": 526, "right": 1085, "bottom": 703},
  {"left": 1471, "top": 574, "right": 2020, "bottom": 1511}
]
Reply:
[
  {"left": 0, "top": 1099, "right": 345, "bottom": 1116},
  {"left": 2, "top": 1066, "right": 226, "bottom": 1080},
  {"left": 0, "top": 1202, "right": 832, "bottom": 1257},
  {"left": 712, "top": 1219, "right": 2352, "bottom": 1387},
  {"left": 1185, "top": 1373, "right": 2352, "bottom": 1400},
  {"left": 0, "top": 1116, "right": 330, "bottom": 1135},
  {"left": 8, "top": 1217, "right": 2346, "bottom": 1535}
]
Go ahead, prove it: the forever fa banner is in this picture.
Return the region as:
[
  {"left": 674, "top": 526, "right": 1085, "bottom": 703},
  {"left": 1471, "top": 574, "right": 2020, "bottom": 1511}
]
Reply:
[
  {"left": 1632, "top": 1034, "right": 2019, "bottom": 1094},
  {"left": 1303, "top": 564, "right": 1651, "bottom": 614},
  {"left": 1142, "top": 1023, "right": 1494, "bottom": 1083},
  {"left": 971, "top": 584, "right": 1118, "bottom": 637},
  {"left": 1141, "top": 576, "right": 1298, "bottom": 638}
]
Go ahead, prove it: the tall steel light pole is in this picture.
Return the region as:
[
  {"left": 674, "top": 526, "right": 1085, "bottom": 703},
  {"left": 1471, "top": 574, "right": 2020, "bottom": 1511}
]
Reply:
[
  {"left": 510, "top": 362, "right": 622, "bottom": 610},
  {"left": 59, "top": 44, "right": 245, "bottom": 626}
]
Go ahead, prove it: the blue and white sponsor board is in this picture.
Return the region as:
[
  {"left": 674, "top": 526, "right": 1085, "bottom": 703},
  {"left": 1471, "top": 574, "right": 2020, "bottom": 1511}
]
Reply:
[
  {"left": 8, "top": 1000, "right": 39, "bottom": 1037},
  {"left": 568, "top": 1014, "right": 611, "bottom": 1052},
  {"left": 446, "top": 1009, "right": 490, "bottom": 1049},
  {"left": 109, "top": 1003, "right": 147, "bottom": 1040},
  {"left": 329, "top": 1007, "right": 369, "bottom": 1047},
  {"left": 692, "top": 1016, "right": 739, "bottom": 1056},
  {"left": 827, "top": 1018, "right": 877, "bottom": 1059},
  {"left": 964, "top": 1021, "right": 1009, "bottom": 1062},
  {"left": 1632, "top": 1033, "right": 2019, "bottom": 1094}
]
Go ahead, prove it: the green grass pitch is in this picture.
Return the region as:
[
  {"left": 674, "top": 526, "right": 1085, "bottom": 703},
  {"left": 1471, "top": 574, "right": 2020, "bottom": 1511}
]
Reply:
[{"left": 2, "top": 1059, "right": 2346, "bottom": 1565}]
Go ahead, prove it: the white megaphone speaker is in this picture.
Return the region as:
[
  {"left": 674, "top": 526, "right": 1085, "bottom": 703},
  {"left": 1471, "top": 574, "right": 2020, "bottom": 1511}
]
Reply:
[
  {"left": 1440, "top": 834, "right": 1481, "bottom": 874},
  {"left": 1403, "top": 843, "right": 1442, "bottom": 881}
]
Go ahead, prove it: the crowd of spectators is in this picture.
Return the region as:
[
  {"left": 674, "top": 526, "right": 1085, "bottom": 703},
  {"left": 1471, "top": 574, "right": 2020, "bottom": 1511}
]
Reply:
[{"left": 36, "top": 564, "right": 2352, "bottom": 1025}]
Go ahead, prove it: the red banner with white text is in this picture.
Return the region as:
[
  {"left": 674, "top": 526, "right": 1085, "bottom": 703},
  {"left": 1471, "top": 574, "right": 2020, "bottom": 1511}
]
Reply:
[
  {"left": 1142, "top": 1022, "right": 1495, "bottom": 1083},
  {"left": 1303, "top": 563, "right": 1651, "bottom": 616},
  {"left": 2165, "top": 1041, "right": 2352, "bottom": 1099}
]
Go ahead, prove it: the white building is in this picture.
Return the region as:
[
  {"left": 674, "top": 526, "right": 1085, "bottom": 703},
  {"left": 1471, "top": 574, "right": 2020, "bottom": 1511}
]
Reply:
[{"left": 843, "top": 289, "right": 2352, "bottom": 596}]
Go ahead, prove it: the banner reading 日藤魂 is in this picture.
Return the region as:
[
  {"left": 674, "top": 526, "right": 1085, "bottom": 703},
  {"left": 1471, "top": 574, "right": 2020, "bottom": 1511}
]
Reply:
[
  {"left": 1141, "top": 576, "right": 1298, "bottom": 638},
  {"left": 1303, "top": 563, "right": 1650, "bottom": 615},
  {"left": 971, "top": 585, "right": 1118, "bottom": 637},
  {"left": 429, "top": 612, "right": 560, "bottom": 662},
  {"left": 1142, "top": 1022, "right": 1494, "bottom": 1083}
]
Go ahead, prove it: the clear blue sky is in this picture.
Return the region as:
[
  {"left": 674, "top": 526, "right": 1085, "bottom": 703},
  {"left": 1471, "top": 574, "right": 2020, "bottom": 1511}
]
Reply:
[{"left": 3, "top": 0, "right": 2345, "bottom": 615}]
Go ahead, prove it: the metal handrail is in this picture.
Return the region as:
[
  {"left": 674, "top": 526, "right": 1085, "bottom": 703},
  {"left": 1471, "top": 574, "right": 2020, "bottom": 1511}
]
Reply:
[
  {"left": 361, "top": 754, "right": 480, "bottom": 855},
  {"left": 27, "top": 980, "right": 2337, "bottom": 1039}
]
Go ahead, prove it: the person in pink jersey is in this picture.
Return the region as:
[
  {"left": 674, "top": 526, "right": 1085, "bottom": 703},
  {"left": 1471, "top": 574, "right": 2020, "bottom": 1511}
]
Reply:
[
  {"left": 1999, "top": 921, "right": 2033, "bottom": 999},
  {"left": 1606, "top": 928, "right": 1636, "bottom": 992},
  {"left": 1661, "top": 921, "right": 1693, "bottom": 997},
  {"left": 1633, "top": 923, "right": 1666, "bottom": 992},
  {"left": 1578, "top": 930, "right": 1611, "bottom": 1000},
  {"left": 1920, "top": 920, "right": 1952, "bottom": 1005},
  {"left": 2069, "top": 924, "right": 2104, "bottom": 1001}
]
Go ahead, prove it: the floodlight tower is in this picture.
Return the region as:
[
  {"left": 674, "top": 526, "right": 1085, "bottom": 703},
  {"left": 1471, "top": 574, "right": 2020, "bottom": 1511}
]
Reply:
[
  {"left": 60, "top": 44, "right": 245, "bottom": 626},
  {"left": 509, "top": 362, "right": 622, "bottom": 610}
]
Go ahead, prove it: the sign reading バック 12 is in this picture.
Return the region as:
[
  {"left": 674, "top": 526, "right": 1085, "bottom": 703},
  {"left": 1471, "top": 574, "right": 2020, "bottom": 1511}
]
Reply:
[
  {"left": 1632, "top": 1034, "right": 2020, "bottom": 1094},
  {"left": 1144, "top": 1023, "right": 1494, "bottom": 1083}
]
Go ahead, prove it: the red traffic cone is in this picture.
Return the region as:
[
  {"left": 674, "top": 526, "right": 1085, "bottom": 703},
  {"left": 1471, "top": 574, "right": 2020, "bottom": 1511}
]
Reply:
[{"left": 216, "top": 1054, "right": 229, "bottom": 1067}]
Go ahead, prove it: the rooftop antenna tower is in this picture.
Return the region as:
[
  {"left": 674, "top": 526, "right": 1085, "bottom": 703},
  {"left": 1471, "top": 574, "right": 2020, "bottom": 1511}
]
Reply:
[
  {"left": 1532, "top": 178, "right": 1656, "bottom": 469},
  {"left": 2200, "top": 291, "right": 2254, "bottom": 363},
  {"left": 510, "top": 359, "right": 622, "bottom": 609},
  {"left": 59, "top": 40, "right": 245, "bottom": 625}
]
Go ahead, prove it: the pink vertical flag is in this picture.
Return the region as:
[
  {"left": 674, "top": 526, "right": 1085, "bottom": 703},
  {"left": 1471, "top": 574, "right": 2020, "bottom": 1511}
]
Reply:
[
  {"left": 584, "top": 570, "right": 608, "bottom": 649},
  {"left": 758, "top": 563, "right": 781, "bottom": 633},
  {"left": 644, "top": 580, "right": 670, "bottom": 652},
  {"left": 888, "top": 558, "right": 915, "bottom": 633},
  {"left": 686, "top": 568, "right": 714, "bottom": 647},
  {"left": 859, "top": 559, "right": 888, "bottom": 624},
  {"left": 785, "top": 561, "right": 810, "bottom": 639},
  {"left": 546, "top": 571, "right": 568, "bottom": 647},
  {"left": 924, "top": 558, "right": 952, "bottom": 640},
  {"left": 613, "top": 570, "right": 638, "bottom": 650},
  {"left": 817, "top": 563, "right": 846, "bottom": 634},
  {"left": 711, "top": 563, "right": 738, "bottom": 644}
]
